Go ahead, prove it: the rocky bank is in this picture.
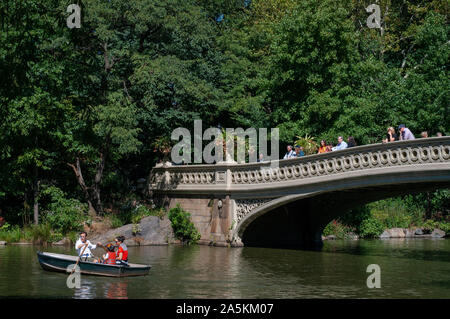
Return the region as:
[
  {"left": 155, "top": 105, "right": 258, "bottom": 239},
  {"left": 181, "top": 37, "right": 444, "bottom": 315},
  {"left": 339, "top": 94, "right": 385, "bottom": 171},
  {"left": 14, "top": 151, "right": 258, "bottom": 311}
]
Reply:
[
  {"left": 54, "top": 216, "right": 178, "bottom": 247},
  {"left": 322, "top": 227, "right": 447, "bottom": 240}
]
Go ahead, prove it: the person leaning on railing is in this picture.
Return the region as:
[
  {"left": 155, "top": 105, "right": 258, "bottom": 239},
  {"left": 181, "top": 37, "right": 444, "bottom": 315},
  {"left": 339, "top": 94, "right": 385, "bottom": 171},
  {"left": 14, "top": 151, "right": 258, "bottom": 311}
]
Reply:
[
  {"left": 283, "top": 145, "right": 296, "bottom": 159},
  {"left": 331, "top": 136, "right": 348, "bottom": 151},
  {"left": 383, "top": 127, "right": 398, "bottom": 143},
  {"left": 398, "top": 124, "right": 415, "bottom": 140},
  {"left": 318, "top": 140, "right": 328, "bottom": 154}
]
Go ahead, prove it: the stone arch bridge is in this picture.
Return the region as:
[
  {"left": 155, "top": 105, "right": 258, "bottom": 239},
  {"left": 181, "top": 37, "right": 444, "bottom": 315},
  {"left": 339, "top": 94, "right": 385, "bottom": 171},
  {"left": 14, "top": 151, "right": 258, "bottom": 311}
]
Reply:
[{"left": 149, "top": 137, "right": 450, "bottom": 248}]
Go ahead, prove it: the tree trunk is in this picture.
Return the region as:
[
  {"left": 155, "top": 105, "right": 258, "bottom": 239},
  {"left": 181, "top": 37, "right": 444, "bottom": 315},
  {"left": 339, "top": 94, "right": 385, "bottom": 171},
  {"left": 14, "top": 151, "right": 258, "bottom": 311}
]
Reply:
[
  {"left": 33, "top": 131, "right": 40, "bottom": 224},
  {"left": 33, "top": 170, "right": 39, "bottom": 225},
  {"left": 426, "top": 192, "right": 432, "bottom": 220},
  {"left": 92, "top": 150, "right": 107, "bottom": 214},
  {"left": 68, "top": 157, "right": 97, "bottom": 215}
]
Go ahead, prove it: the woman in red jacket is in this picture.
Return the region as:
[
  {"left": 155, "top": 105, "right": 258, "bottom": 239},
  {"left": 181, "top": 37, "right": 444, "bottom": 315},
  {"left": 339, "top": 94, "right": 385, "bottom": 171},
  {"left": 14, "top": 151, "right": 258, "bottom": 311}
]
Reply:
[
  {"left": 102, "top": 243, "right": 116, "bottom": 265},
  {"left": 115, "top": 236, "right": 129, "bottom": 266}
]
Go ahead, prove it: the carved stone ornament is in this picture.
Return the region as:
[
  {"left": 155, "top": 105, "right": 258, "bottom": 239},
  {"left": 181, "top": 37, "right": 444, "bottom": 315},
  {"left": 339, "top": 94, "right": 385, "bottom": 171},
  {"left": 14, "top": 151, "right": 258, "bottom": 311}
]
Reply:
[{"left": 235, "top": 198, "right": 273, "bottom": 223}]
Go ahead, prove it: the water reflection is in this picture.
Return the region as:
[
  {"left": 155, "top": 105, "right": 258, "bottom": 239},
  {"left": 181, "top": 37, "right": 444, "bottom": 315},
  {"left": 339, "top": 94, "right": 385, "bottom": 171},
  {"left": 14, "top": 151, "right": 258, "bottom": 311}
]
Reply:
[
  {"left": 104, "top": 281, "right": 128, "bottom": 299},
  {"left": 74, "top": 278, "right": 97, "bottom": 299},
  {"left": 323, "top": 238, "right": 450, "bottom": 262},
  {"left": 0, "top": 240, "right": 449, "bottom": 299}
]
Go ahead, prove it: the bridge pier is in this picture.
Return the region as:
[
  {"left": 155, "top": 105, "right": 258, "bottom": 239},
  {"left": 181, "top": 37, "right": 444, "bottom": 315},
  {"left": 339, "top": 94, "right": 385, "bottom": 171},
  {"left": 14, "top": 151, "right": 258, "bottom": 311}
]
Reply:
[{"left": 167, "top": 196, "right": 234, "bottom": 247}]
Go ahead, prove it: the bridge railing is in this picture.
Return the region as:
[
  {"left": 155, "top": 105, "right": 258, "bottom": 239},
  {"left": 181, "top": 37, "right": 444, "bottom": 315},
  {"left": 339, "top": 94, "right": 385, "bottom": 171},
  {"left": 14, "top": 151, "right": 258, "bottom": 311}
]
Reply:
[{"left": 149, "top": 137, "right": 450, "bottom": 193}]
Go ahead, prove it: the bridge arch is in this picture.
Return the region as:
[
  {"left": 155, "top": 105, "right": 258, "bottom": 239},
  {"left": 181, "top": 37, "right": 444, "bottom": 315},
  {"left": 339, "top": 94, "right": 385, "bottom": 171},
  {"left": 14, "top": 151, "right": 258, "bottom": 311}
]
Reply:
[
  {"left": 150, "top": 137, "right": 450, "bottom": 249},
  {"left": 234, "top": 179, "right": 450, "bottom": 249}
]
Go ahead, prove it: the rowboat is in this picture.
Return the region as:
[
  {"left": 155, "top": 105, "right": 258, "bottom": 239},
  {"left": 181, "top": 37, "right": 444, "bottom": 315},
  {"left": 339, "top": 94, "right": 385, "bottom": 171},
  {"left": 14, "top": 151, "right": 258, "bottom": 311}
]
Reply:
[{"left": 37, "top": 251, "right": 151, "bottom": 277}]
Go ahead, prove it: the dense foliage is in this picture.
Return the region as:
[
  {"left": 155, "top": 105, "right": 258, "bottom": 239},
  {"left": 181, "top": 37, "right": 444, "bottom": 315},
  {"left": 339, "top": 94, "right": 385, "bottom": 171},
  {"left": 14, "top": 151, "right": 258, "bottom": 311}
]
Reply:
[
  {"left": 0, "top": 0, "right": 448, "bottom": 234},
  {"left": 168, "top": 204, "right": 201, "bottom": 245},
  {"left": 325, "top": 191, "right": 450, "bottom": 238}
]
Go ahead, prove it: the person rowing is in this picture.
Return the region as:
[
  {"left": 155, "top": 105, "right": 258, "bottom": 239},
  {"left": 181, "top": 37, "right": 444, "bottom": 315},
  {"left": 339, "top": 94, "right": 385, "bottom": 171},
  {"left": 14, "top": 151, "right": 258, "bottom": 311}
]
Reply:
[
  {"left": 114, "top": 236, "right": 129, "bottom": 266},
  {"left": 75, "top": 231, "right": 101, "bottom": 262}
]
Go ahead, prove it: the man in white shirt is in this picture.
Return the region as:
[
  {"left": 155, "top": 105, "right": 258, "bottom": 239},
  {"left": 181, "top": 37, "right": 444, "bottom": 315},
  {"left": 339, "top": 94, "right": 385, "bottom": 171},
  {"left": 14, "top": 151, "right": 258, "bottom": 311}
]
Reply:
[
  {"left": 398, "top": 124, "right": 415, "bottom": 140},
  {"left": 332, "top": 136, "right": 348, "bottom": 151},
  {"left": 283, "top": 145, "right": 296, "bottom": 159},
  {"left": 75, "top": 232, "right": 101, "bottom": 261}
]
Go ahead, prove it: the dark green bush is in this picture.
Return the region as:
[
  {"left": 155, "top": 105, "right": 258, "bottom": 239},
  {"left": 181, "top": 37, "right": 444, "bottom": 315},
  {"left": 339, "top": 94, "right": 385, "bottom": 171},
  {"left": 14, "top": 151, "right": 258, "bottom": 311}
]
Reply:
[
  {"left": 108, "top": 214, "right": 124, "bottom": 228},
  {"left": 40, "top": 186, "right": 87, "bottom": 234},
  {"left": 168, "top": 204, "right": 201, "bottom": 245},
  {"left": 0, "top": 223, "right": 22, "bottom": 242},
  {"left": 322, "top": 220, "right": 355, "bottom": 239},
  {"left": 359, "top": 218, "right": 385, "bottom": 238},
  {"left": 29, "top": 223, "right": 52, "bottom": 242}
]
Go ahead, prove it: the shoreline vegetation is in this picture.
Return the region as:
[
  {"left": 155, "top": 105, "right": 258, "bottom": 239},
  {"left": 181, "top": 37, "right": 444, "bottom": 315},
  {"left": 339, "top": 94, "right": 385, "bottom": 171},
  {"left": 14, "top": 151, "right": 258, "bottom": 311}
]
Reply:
[
  {"left": 0, "top": 203, "right": 203, "bottom": 246},
  {"left": 1, "top": 192, "right": 448, "bottom": 245},
  {"left": 321, "top": 192, "right": 450, "bottom": 240}
]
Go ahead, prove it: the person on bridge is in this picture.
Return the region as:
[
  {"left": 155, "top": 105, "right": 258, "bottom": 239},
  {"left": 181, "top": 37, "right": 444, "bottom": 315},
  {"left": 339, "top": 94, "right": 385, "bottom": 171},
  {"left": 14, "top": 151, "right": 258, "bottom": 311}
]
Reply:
[
  {"left": 294, "top": 145, "right": 305, "bottom": 157},
  {"left": 347, "top": 136, "right": 357, "bottom": 148},
  {"left": 383, "top": 127, "right": 398, "bottom": 143},
  {"left": 257, "top": 153, "right": 265, "bottom": 162},
  {"left": 398, "top": 124, "right": 415, "bottom": 140},
  {"left": 331, "top": 136, "right": 348, "bottom": 151},
  {"left": 326, "top": 142, "right": 333, "bottom": 152},
  {"left": 283, "top": 145, "right": 296, "bottom": 159},
  {"left": 421, "top": 131, "right": 428, "bottom": 138},
  {"left": 318, "top": 140, "right": 328, "bottom": 154}
]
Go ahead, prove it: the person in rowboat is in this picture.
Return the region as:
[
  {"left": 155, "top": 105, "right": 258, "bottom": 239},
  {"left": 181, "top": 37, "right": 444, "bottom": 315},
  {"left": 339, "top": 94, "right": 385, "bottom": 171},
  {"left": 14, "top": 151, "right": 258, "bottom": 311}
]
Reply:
[
  {"left": 114, "top": 236, "right": 129, "bottom": 266},
  {"left": 75, "top": 231, "right": 101, "bottom": 262},
  {"left": 99, "top": 243, "right": 117, "bottom": 265}
]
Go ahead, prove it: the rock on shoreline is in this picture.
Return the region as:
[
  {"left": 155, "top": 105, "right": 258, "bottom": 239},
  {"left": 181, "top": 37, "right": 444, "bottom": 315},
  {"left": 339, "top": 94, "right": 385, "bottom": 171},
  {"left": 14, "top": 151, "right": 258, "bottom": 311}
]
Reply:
[
  {"left": 90, "top": 216, "right": 177, "bottom": 247},
  {"left": 53, "top": 216, "right": 177, "bottom": 247},
  {"left": 379, "top": 228, "right": 446, "bottom": 239},
  {"left": 322, "top": 228, "right": 447, "bottom": 240}
]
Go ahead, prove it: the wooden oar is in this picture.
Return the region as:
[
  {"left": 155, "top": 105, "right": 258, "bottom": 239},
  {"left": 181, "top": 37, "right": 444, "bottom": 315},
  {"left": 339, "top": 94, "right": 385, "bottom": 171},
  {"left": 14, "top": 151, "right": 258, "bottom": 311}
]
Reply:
[{"left": 71, "top": 243, "right": 88, "bottom": 274}]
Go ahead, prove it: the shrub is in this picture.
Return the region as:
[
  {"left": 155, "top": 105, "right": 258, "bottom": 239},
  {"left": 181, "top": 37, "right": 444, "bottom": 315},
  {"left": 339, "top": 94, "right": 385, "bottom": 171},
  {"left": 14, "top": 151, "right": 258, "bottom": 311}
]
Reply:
[
  {"left": 108, "top": 214, "right": 124, "bottom": 228},
  {"left": 359, "top": 218, "right": 385, "bottom": 238},
  {"left": 421, "top": 220, "right": 437, "bottom": 233},
  {"left": 49, "top": 232, "right": 63, "bottom": 243},
  {"left": 132, "top": 223, "right": 141, "bottom": 236},
  {"left": 40, "top": 186, "right": 87, "bottom": 234},
  {"left": 30, "top": 223, "right": 53, "bottom": 242},
  {"left": 168, "top": 204, "right": 201, "bottom": 245},
  {"left": 67, "top": 231, "right": 79, "bottom": 244},
  {"left": 132, "top": 205, "right": 166, "bottom": 224},
  {"left": 0, "top": 224, "right": 22, "bottom": 242},
  {"left": 322, "top": 220, "right": 355, "bottom": 239},
  {"left": 338, "top": 205, "right": 371, "bottom": 230},
  {"left": 118, "top": 201, "right": 166, "bottom": 225},
  {"left": 435, "top": 221, "right": 450, "bottom": 235},
  {"left": 294, "top": 134, "right": 318, "bottom": 155}
]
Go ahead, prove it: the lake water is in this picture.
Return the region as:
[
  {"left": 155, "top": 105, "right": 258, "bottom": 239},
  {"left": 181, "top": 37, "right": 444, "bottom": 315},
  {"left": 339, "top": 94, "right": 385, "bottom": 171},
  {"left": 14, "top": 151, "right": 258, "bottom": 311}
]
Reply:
[{"left": 0, "top": 239, "right": 449, "bottom": 299}]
